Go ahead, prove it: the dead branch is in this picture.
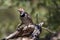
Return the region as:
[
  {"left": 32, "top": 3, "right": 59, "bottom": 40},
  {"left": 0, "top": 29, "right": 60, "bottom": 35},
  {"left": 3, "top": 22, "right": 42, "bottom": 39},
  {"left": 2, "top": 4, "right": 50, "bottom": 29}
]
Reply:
[{"left": 38, "top": 22, "right": 56, "bottom": 34}]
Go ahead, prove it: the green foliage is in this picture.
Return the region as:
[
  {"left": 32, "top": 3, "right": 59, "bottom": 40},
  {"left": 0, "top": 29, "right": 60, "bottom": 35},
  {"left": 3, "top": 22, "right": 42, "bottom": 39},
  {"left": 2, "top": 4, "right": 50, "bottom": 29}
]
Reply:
[{"left": 0, "top": 0, "right": 60, "bottom": 39}]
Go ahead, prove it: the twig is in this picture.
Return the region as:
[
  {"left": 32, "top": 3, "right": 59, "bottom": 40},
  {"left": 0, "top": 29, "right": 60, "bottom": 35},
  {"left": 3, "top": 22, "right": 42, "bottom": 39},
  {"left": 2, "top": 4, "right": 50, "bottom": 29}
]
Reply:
[{"left": 38, "top": 22, "right": 56, "bottom": 34}]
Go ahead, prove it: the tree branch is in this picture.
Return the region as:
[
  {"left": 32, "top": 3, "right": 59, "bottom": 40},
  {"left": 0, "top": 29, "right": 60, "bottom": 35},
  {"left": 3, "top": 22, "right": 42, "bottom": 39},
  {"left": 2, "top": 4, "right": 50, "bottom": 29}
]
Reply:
[{"left": 38, "top": 22, "right": 56, "bottom": 34}]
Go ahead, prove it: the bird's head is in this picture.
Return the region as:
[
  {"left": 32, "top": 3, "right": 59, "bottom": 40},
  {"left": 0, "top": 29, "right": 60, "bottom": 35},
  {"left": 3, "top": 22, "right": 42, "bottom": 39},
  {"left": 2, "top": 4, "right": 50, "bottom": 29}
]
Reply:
[{"left": 18, "top": 8, "right": 25, "bottom": 17}]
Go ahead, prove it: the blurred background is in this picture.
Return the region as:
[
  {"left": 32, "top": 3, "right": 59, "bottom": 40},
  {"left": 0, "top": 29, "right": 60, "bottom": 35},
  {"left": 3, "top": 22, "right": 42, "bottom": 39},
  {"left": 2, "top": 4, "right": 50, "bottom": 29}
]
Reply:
[{"left": 0, "top": 0, "right": 60, "bottom": 40}]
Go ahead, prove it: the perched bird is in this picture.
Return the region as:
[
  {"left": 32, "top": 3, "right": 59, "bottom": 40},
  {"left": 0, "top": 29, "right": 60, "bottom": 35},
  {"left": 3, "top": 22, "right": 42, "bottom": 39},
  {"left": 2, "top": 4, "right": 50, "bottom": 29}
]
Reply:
[
  {"left": 18, "top": 8, "right": 33, "bottom": 25},
  {"left": 2, "top": 8, "right": 42, "bottom": 40}
]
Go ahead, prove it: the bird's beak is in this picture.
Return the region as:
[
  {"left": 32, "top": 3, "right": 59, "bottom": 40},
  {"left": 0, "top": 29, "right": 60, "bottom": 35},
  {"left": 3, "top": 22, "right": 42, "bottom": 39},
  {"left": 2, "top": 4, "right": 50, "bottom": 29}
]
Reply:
[{"left": 17, "top": 9, "right": 20, "bottom": 12}]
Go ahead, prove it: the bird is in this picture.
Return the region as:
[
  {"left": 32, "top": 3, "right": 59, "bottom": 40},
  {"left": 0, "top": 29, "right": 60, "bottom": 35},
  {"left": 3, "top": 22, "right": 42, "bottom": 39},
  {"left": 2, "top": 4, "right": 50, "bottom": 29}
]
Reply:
[
  {"left": 18, "top": 8, "right": 33, "bottom": 25},
  {"left": 2, "top": 8, "right": 42, "bottom": 40}
]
